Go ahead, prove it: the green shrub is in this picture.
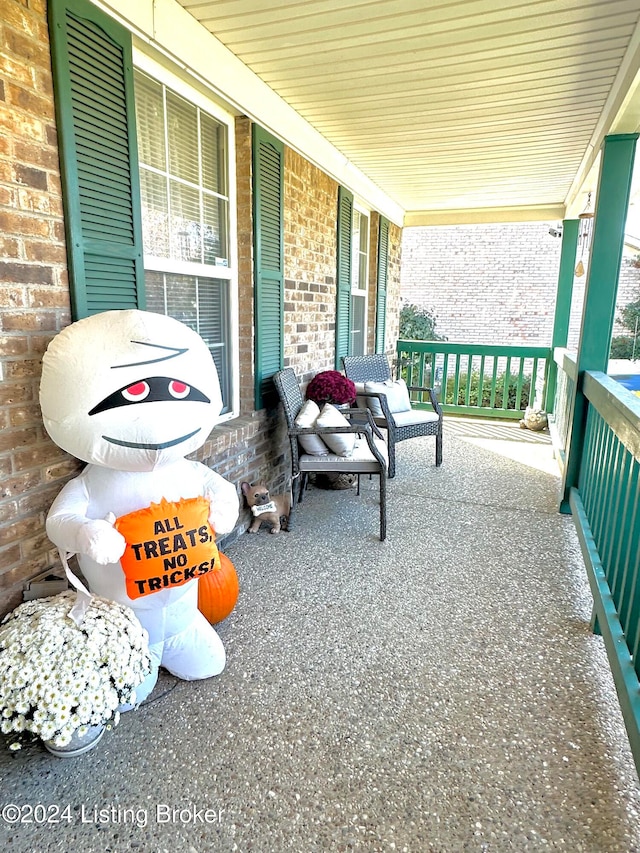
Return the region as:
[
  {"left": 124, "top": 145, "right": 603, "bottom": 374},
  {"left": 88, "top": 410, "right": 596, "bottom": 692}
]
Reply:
[
  {"left": 444, "top": 370, "right": 531, "bottom": 410},
  {"left": 610, "top": 335, "right": 636, "bottom": 360},
  {"left": 399, "top": 304, "right": 447, "bottom": 342}
]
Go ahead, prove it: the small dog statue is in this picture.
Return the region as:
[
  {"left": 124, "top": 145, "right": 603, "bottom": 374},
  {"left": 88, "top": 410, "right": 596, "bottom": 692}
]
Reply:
[{"left": 241, "top": 480, "right": 291, "bottom": 534}]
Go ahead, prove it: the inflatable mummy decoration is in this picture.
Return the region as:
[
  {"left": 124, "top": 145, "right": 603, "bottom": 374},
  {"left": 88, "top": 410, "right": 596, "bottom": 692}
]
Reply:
[{"left": 41, "top": 310, "right": 239, "bottom": 703}]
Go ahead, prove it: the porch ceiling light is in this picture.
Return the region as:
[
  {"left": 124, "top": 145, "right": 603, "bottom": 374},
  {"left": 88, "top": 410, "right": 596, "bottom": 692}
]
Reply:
[{"left": 575, "top": 192, "right": 594, "bottom": 277}]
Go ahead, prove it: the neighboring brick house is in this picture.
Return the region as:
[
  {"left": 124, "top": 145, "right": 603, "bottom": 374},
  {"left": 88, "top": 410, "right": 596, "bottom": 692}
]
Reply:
[
  {"left": 401, "top": 223, "right": 640, "bottom": 349},
  {"left": 0, "top": 0, "right": 402, "bottom": 614}
]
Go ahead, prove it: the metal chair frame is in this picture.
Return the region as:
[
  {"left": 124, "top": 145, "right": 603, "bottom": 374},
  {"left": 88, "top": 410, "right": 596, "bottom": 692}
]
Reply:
[
  {"left": 273, "top": 368, "right": 388, "bottom": 540},
  {"left": 342, "top": 353, "right": 443, "bottom": 478}
]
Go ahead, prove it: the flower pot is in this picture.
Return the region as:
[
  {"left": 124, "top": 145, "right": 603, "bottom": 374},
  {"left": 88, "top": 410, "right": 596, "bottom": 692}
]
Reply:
[{"left": 44, "top": 724, "right": 105, "bottom": 758}]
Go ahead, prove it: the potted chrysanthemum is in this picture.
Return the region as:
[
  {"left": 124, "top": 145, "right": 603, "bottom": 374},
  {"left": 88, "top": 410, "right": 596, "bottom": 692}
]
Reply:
[
  {"left": 305, "top": 370, "right": 356, "bottom": 407},
  {"left": 0, "top": 591, "right": 151, "bottom": 756}
]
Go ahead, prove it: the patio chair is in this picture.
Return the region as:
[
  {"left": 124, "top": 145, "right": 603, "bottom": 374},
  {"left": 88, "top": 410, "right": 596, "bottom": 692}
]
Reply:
[
  {"left": 273, "top": 368, "right": 388, "bottom": 541},
  {"left": 342, "top": 353, "right": 443, "bottom": 478}
]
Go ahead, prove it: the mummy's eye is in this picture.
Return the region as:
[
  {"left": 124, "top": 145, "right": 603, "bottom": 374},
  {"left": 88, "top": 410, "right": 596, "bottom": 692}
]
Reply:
[
  {"left": 122, "top": 381, "right": 150, "bottom": 401},
  {"left": 169, "top": 380, "right": 190, "bottom": 399}
]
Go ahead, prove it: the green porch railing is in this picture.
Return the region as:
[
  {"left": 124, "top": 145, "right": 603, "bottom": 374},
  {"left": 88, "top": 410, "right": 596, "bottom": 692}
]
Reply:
[
  {"left": 567, "top": 371, "right": 640, "bottom": 775},
  {"left": 548, "top": 347, "right": 578, "bottom": 473},
  {"left": 396, "top": 340, "right": 551, "bottom": 419}
]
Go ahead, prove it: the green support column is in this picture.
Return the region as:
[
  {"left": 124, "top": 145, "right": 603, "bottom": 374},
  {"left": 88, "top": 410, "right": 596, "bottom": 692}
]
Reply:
[
  {"left": 544, "top": 218, "right": 579, "bottom": 413},
  {"left": 560, "top": 133, "right": 638, "bottom": 512}
]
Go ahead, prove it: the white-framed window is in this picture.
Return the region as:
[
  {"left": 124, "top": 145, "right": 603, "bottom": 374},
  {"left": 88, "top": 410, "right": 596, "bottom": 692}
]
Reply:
[
  {"left": 132, "top": 54, "right": 238, "bottom": 418},
  {"left": 351, "top": 206, "right": 369, "bottom": 356}
]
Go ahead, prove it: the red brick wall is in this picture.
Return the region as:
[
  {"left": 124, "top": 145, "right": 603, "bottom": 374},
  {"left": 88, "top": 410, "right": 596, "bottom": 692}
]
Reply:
[
  {"left": 386, "top": 222, "right": 402, "bottom": 362},
  {"left": 0, "top": 2, "right": 402, "bottom": 615},
  {"left": 400, "top": 223, "right": 640, "bottom": 351},
  {"left": 283, "top": 148, "right": 337, "bottom": 383},
  {"left": 400, "top": 223, "right": 562, "bottom": 346},
  {"left": 0, "top": 0, "right": 80, "bottom": 614}
]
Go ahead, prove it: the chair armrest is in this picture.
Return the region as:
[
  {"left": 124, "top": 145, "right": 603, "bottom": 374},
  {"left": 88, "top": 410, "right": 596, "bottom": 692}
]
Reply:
[
  {"left": 406, "top": 385, "right": 443, "bottom": 417},
  {"left": 290, "top": 424, "right": 372, "bottom": 437},
  {"left": 343, "top": 406, "right": 385, "bottom": 440},
  {"left": 360, "top": 390, "right": 397, "bottom": 428}
]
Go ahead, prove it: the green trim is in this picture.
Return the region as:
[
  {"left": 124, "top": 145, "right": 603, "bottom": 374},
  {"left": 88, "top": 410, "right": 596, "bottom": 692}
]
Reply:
[
  {"left": 583, "top": 371, "right": 640, "bottom": 462},
  {"left": 397, "top": 340, "right": 550, "bottom": 358},
  {"left": 553, "top": 220, "right": 580, "bottom": 349},
  {"left": 252, "top": 124, "right": 284, "bottom": 410},
  {"left": 546, "top": 218, "right": 579, "bottom": 412},
  {"left": 553, "top": 347, "right": 578, "bottom": 380},
  {"left": 418, "top": 403, "right": 525, "bottom": 420},
  {"left": 397, "top": 340, "right": 550, "bottom": 417},
  {"left": 375, "top": 216, "right": 389, "bottom": 354},
  {"left": 569, "top": 486, "right": 640, "bottom": 777},
  {"left": 49, "top": 0, "right": 144, "bottom": 318},
  {"left": 335, "top": 186, "right": 353, "bottom": 368},
  {"left": 562, "top": 133, "right": 638, "bottom": 505}
]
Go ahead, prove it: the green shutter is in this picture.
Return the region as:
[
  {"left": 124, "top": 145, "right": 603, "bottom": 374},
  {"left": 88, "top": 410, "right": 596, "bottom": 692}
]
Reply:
[
  {"left": 335, "top": 186, "right": 353, "bottom": 368},
  {"left": 252, "top": 125, "right": 284, "bottom": 409},
  {"left": 375, "top": 216, "right": 389, "bottom": 353},
  {"left": 49, "top": 0, "right": 144, "bottom": 319}
]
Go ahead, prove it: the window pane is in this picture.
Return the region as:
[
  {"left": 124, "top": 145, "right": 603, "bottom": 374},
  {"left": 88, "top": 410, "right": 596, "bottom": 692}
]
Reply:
[
  {"left": 359, "top": 241, "right": 368, "bottom": 287},
  {"left": 199, "top": 279, "right": 230, "bottom": 408},
  {"left": 169, "top": 180, "right": 201, "bottom": 263},
  {"left": 144, "top": 270, "right": 230, "bottom": 412},
  {"left": 359, "top": 214, "right": 368, "bottom": 253},
  {"left": 351, "top": 294, "right": 366, "bottom": 356},
  {"left": 165, "top": 273, "right": 197, "bottom": 326},
  {"left": 134, "top": 72, "right": 165, "bottom": 171},
  {"left": 201, "top": 113, "right": 226, "bottom": 195},
  {"left": 351, "top": 210, "right": 369, "bottom": 293},
  {"left": 166, "top": 91, "right": 199, "bottom": 184},
  {"left": 144, "top": 270, "right": 166, "bottom": 314},
  {"left": 352, "top": 211, "right": 361, "bottom": 289},
  {"left": 203, "top": 195, "right": 228, "bottom": 264},
  {"left": 139, "top": 169, "right": 169, "bottom": 257}
]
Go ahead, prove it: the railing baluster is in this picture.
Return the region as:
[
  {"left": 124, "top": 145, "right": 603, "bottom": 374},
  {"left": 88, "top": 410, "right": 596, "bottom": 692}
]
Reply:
[
  {"left": 478, "top": 355, "right": 486, "bottom": 408},
  {"left": 418, "top": 350, "right": 426, "bottom": 391},
  {"left": 490, "top": 357, "right": 498, "bottom": 409},
  {"left": 611, "top": 455, "right": 638, "bottom": 608},
  {"left": 530, "top": 357, "right": 539, "bottom": 408},
  {"left": 515, "top": 357, "right": 525, "bottom": 411},
  {"left": 465, "top": 352, "right": 473, "bottom": 407},
  {"left": 453, "top": 354, "right": 461, "bottom": 406},
  {"left": 592, "top": 424, "right": 615, "bottom": 550},
  {"left": 622, "top": 540, "right": 640, "bottom": 660},
  {"left": 580, "top": 407, "right": 598, "bottom": 517},
  {"left": 600, "top": 436, "right": 626, "bottom": 585},
  {"left": 441, "top": 353, "right": 449, "bottom": 404}
]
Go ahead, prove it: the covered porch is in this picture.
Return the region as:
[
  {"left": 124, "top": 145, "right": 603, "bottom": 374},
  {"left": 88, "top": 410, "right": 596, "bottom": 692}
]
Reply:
[{"left": 2, "top": 420, "right": 639, "bottom": 851}]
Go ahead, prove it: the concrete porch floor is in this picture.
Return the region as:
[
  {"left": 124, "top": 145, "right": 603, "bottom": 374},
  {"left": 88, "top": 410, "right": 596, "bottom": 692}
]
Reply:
[{"left": 1, "top": 418, "right": 640, "bottom": 852}]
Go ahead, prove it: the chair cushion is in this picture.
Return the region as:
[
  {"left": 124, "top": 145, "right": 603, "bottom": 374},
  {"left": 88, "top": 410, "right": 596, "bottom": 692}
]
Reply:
[
  {"left": 316, "top": 404, "right": 356, "bottom": 456},
  {"left": 364, "top": 379, "right": 412, "bottom": 416},
  {"left": 299, "top": 435, "right": 388, "bottom": 473},
  {"left": 294, "top": 399, "right": 329, "bottom": 455},
  {"left": 354, "top": 382, "right": 368, "bottom": 410},
  {"left": 392, "top": 409, "right": 440, "bottom": 427}
]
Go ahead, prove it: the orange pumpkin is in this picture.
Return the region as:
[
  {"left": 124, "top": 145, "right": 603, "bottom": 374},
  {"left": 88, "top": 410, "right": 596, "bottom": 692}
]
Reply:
[{"left": 197, "top": 552, "right": 239, "bottom": 624}]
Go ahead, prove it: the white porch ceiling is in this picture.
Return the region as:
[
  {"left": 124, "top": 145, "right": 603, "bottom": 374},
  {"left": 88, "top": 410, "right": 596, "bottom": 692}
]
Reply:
[{"left": 177, "top": 0, "right": 640, "bottom": 225}]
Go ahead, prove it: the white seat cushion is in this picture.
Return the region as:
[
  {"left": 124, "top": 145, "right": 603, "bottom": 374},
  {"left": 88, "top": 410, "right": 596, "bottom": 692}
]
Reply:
[
  {"left": 294, "top": 399, "right": 329, "bottom": 455},
  {"left": 299, "top": 435, "right": 388, "bottom": 473},
  {"left": 391, "top": 409, "right": 440, "bottom": 427},
  {"left": 316, "top": 403, "right": 356, "bottom": 456}
]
